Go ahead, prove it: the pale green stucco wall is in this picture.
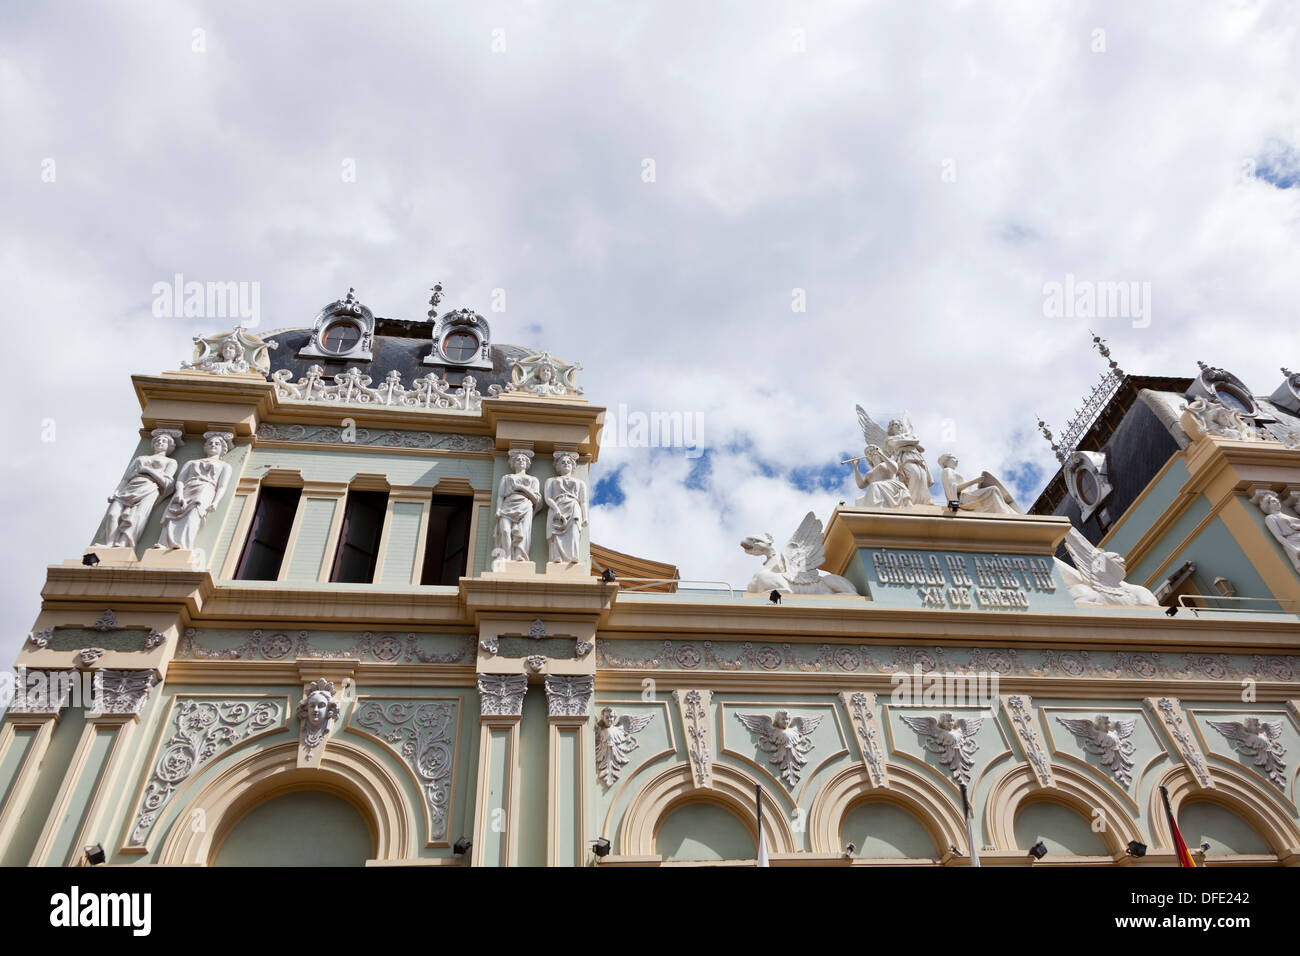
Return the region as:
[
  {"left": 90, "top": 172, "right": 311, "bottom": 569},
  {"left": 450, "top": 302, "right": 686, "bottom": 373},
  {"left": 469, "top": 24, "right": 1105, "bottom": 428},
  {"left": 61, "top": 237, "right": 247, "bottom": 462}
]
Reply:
[
  {"left": 213, "top": 789, "right": 373, "bottom": 866},
  {"left": 656, "top": 802, "right": 754, "bottom": 861}
]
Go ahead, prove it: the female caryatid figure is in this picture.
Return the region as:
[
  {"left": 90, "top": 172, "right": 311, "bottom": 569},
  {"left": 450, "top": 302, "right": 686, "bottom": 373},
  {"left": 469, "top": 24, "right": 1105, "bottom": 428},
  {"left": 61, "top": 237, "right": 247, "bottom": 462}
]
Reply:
[
  {"left": 545, "top": 451, "right": 589, "bottom": 564},
  {"left": 495, "top": 449, "right": 540, "bottom": 562},
  {"left": 851, "top": 445, "right": 912, "bottom": 509},
  {"left": 153, "top": 431, "right": 234, "bottom": 552},
  {"left": 93, "top": 428, "right": 183, "bottom": 549}
]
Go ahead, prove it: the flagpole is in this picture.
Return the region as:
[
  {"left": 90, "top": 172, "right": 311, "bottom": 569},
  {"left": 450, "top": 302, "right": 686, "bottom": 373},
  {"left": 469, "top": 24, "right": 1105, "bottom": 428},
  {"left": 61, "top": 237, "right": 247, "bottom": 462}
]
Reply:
[
  {"left": 755, "top": 783, "right": 769, "bottom": 867},
  {"left": 960, "top": 783, "right": 981, "bottom": 868},
  {"left": 1159, "top": 785, "right": 1196, "bottom": 868}
]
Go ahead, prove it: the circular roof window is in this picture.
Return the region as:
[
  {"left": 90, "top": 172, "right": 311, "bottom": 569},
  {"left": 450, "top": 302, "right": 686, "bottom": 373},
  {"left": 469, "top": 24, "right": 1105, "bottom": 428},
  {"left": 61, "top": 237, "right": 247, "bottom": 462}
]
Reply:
[
  {"left": 321, "top": 321, "right": 361, "bottom": 355},
  {"left": 442, "top": 330, "right": 480, "bottom": 363}
]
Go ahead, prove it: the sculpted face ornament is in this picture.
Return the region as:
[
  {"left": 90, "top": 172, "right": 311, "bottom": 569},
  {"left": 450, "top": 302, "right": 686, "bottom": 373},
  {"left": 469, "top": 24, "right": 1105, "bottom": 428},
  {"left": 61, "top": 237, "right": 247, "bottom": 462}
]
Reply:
[
  {"left": 741, "top": 511, "right": 857, "bottom": 596},
  {"left": 297, "top": 679, "right": 341, "bottom": 760},
  {"left": 735, "top": 709, "right": 823, "bottom": 786},
  {"left": 594, "top": 706, "right": 654, "bottom": 786},
  {"left": 1207, "top": 716, "right": 1287, "bottom": 788},
  {"left": 899, "top": 711, "right": 984, "bottom": 785},
  {"left": 1056, "top": 714, "right": 1137, "bottom": 786}
]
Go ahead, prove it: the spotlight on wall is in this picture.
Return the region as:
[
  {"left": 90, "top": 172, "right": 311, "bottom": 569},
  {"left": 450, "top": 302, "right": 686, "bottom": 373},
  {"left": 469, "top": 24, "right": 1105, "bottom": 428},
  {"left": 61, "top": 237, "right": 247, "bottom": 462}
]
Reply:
[
  {"left": 1126, "top": 841, "right": 1147, "bottom": 858},
  {"left": 947, "top": 500, "right": 960, "bottom": 514},
  {"left": 83, "top": 844, "right": 106, "bottom": 866},
  {"left": 453, "top": 837, "right": 471, "bottom": 856},
  {"left": 1165, "top": 606, "right": 1179, "bottom": 617},
  {"left": 82, "top": 553, "right": 100, "bottom": 567},
  {"left": 600, "top": 568, "right": 616, "bottom": 583},
  {"left": 1200, "top": 842, "right": 1211, "bottom": 853},
  {"left": 1028, "top": 841, "right": 1048, "bottom": 860},
  {"left": 769, "top": 590, "right": 782, "bottom": 605},
  {"left": 843, "top": 843, "right": 855, "bottom": 859},
  {"left": 591, "top": 837, "right": 611, "bottom": 858}
]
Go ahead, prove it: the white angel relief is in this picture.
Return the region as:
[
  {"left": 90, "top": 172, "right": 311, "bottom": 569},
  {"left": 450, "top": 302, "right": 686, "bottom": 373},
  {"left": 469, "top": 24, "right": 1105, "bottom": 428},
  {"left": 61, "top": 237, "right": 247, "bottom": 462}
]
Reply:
[
  {"left": 1207, "top": 717, "right": 1287, "bottom": 788},
  {"left": 899, "top": 711, "right": 984, "bottom": 785},
  {"left": 1056, "top": 528, "right": 1159, "bottom": 608},
  {"left": 735, "top": 710, "right": 823, "bottom": 786},
  {"left": 740, "top": 511, "right": 858, "bottom": 595},
  {"left": 594, "top": 707, "right": 654, "bottom": 786},
  {"left": 1056, "top": 715, "right": 1137, "bottom": 787}
]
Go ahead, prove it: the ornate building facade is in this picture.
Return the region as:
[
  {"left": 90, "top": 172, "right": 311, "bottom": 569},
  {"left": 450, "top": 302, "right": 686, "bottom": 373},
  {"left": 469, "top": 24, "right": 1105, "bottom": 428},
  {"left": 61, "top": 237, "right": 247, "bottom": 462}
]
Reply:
[{"left": 2, "top": 297, "right": 1298, "bottom": 867}]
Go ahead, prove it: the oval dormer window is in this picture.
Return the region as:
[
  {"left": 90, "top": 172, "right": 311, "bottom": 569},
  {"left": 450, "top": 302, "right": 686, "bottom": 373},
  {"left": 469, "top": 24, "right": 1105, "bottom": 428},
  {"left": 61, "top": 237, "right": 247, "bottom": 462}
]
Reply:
[
  {"left": 443, "top": 330, "right": 479, "bottom": 363},
  {"left": 322, "top": 321, "right": 362, "bottom": 355},
  {"left": 1216, "top": 387, "right": 1251, "bottom": 414},
  {"left": 1076, "top": 469, "right": 1098, "bottom": 506}
]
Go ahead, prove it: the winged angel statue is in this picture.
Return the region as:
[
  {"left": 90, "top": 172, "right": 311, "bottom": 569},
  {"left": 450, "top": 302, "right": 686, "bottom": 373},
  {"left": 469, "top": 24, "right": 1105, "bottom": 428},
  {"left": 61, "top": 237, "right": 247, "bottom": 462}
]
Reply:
[
  {"left": 1056, "top": 715, "right": 1137, "bottom": 786},
  {"left": 736, "top": 710, "right": 823, "bottom": 786},
  {"left": 741, "top": 512, "right": 858, "bottom": 595},
  {"left": 899, "top": 712, "right": 983, "bottom": 784},
  {"left": 594, "top": 707, "right": 654, "bottom": 786},
  {"left": 850, "top": 406, "right": 933, "bottom": 508},
  {"left": 1206, "top": 717, "right": 1287, "bottom": 788},
  {"left": 1055, "top": 527, "right": 1159, "bottom": 608}
]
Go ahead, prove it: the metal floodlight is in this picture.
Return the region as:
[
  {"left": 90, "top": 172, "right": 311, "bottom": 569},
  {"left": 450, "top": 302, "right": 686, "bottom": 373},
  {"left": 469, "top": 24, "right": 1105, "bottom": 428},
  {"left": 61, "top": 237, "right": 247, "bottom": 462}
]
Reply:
[
  {"left": 600, "top": 567, "right": 616, "bottom": 583},
  {"left": 1165, "top": 606, "right": 1178, "bottom": 617},
  {"left": 1028, "top": 841, "right": 1048, "bottom": 860},
  {"left": 947, "top": 500, "right": 961, "bottom": 514},
  {"left": 453, "top": 837, "right": 472, "bottom": 856},
  {"left": 843, "top": 843, "right": 855, "bottom": 859},
  {"left": 592, "top": 837, "right": 611, "bottom": 858},
  {"left": 84, "top": 844, "right": 106, "bottom": 865},
  {"left": 82, "top": 553, "right": 101, "bottom": 567},
  {"left": 769, "top": 590, "right": 782, "bottom": 605},
  {"left": 1200, "top": 842, "right": 1211, "bottom": 853},
  {"left": 1126, "top": 841, "right": 1147, "bottom": 858}
]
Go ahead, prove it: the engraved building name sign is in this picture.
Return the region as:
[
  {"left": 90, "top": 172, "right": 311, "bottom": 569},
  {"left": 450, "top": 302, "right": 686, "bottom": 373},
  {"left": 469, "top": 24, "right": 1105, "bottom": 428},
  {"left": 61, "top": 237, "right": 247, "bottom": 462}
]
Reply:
[{"left": 869, "top": 549, "right": 1056, "bottom": 610}]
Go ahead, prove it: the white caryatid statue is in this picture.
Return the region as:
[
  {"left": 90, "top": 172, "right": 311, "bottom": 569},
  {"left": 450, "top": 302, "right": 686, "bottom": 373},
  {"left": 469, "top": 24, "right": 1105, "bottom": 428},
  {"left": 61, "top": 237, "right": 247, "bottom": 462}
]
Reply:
[
  {"left": 93, "top": 428, "right": 183, "bottom": 549},
  {"left": 1055, "top": 528, "right": 1159, "bottom": 608},
  {"left": 544, "top": 451, "right": 588, "bottom": 564},
  {"left": 152, "top": 431, "right": 235, "bottom": 552},
  {"left": 886, "top": 415, "right": 933, "bottom": 504},
  {"left": 493, "top": 448, "right": 540, "bottom": 564},
  {"left": 938, "top": 453, "right": 1022, "bottom": 514},
  {"left": 1253, "top": 490, "right": 1300, "bottom": 575},
  {"left": 851, "top": 444, "right": 912, "bottom": 509},
  {"left": 741, "top": 511, "right": 858, "bottom": 595}
]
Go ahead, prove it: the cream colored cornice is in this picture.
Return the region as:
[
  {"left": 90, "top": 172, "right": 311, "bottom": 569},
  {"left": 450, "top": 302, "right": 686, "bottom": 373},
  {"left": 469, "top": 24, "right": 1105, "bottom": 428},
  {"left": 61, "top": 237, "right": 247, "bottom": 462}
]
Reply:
[
  {"left": 482, "top": 396, "right": 606, "bottom": 461},
  {"left": 459, "top": 576, "right": 618, "bottom": 626}
]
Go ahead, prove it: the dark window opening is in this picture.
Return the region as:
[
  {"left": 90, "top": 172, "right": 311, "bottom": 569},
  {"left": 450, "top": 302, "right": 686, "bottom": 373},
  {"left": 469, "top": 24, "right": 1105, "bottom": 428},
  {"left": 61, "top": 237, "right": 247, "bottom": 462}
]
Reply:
[
  {"left": 331, "top": 491, "right": 389, "bottom": 584},
  {"left": 234, "top": 486, "right": 302, "bottom": 581},
  {"left": 421, "top": 495, "right": 473, "bottom": 585}
]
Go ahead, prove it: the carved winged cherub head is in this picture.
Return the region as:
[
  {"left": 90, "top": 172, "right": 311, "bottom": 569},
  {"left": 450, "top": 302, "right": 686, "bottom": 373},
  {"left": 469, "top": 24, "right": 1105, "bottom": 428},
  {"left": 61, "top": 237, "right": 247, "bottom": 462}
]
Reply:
[
  {"left": 773, "top": 709, "right": 791, "bottom": 729},
  {"left": 1093, "top": 715, "right": 1113, "bottom": 733},
  {"left": 599, "top": 706, "right": 617, "bottom": 728},
  {"left": 1243, "top": 716, "right": 1262, "bottom": 735},
  {"left": 937, "top": 712, "right": 956, "bottom": 731}
]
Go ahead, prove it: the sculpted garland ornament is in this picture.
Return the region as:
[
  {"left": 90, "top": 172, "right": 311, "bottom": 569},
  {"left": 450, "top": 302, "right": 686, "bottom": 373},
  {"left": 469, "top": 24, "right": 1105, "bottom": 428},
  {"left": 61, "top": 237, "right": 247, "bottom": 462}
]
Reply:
[
  {"left": 899, "top": 712, "right": 984, "bottom": 785},
  {"left": 736, "top": 710, "right": 823, "bottom": 786},
  {"left": 594, "top": 707, "right": 654, "bottom": 786}
]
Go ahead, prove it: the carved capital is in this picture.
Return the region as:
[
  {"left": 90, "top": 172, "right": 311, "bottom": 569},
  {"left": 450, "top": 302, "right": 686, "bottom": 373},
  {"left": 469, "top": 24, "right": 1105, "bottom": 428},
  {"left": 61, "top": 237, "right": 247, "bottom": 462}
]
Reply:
[
  {"left": 544, "top": 675, "right": 593, "bottom": 718},
  {"left": 478, "top": 673, "right": 528, "bottom": 717},
  {"left": 88, "top": 669, "right": 155, "bottom": 718}
]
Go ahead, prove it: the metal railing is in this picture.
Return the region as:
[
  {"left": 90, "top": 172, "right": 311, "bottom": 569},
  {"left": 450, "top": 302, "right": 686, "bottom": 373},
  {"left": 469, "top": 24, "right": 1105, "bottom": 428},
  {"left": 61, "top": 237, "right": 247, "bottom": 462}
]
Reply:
[
  {"left": 611, "top": 577, "right": 736, "bottom": 597},
  {"left": 1176, "top": 594, "right": 1297, "bottom": 615}
]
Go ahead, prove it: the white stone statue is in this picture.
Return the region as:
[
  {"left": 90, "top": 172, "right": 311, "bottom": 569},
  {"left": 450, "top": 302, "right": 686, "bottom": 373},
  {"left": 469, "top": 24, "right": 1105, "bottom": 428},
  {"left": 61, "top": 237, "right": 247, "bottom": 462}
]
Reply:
[
  {"left": 489, "top": 351, "right": 583, "bottom": 398},
  {"left": 1055, "top": 715, "right": 1137, "bottom": 787},
  {"left": 493, "top": 448, "right": 540, "bottom": 564},
  {"left": 1055, "top": 527, "right": 1159, "bottom": 608},
  {"left": 1253, "top": 490, "right": 1300, "bottom": 575},
  {"left": 735, "top": 710, "right": 822, "bottom": 786},
  {"left": 938, "top": 453, "right": 1021, "bottom": 514},
  {"left": 152, "top": 431, "right": 235, "bottom": 552},
  {"left": 594, "top": 706, "right": 654, "bottom": 786},
  {"left": 93, "top": 429, "right": 183, "bottom": 549},
  {"left": 741, "top": 511, "right": 858, "bottom": 595},
  {"left": 182, "top": 326, "right": 275, "bottom": 375},
  {"left": 851, "top": 405, "right": 931, "bottom": 507},
  {"left": 1180, "top": 397, "right": 1258, "bottom": 441},
  {"left": 297, "top": 678, "right": 341, "bottom": 760},
  {"left": 1206, "top": 717, "right": 1287, "bottom": 788},
  {"left": 898, "top": 711, "right": 983, "bottom": 785},
  {"left": 851, "top": 445, "right": 913, "bottom": 509},
  {"left": 544, "top": 451, "right": 588, "bottom": 564}
]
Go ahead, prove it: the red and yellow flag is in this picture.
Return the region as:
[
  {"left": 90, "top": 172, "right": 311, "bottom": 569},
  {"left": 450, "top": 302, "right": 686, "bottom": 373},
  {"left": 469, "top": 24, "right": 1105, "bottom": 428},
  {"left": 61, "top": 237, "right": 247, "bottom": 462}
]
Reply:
[{"left": 1160, "top": 785, "right": 1197, "bottom": 868}]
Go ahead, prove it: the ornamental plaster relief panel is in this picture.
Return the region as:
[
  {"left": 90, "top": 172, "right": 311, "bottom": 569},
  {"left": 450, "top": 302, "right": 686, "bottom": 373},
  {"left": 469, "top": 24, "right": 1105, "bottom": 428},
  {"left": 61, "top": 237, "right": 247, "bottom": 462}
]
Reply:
[
  {"left": 255, "top": 422, "right": 494, "bottom": 452},
  {"left": 1000, "top": 694, "right": 1053, "bottom": 789},
  {"left": 839, "top": 691, "right": 888, "bottom": 788},
  {"left": 719, "top": 699, "right": 848, "bottom": 803},
  {"left": 1041, "top": 706, "right": 1165, "bottom": 807},
  {"left": 177, "top": 629, "right": 474, "bottom": 664},
  {"left": 595, "top": 639, "right": 1300, "bottom": 684},
  {"left": 1185, "top": 705, "right": 1299, "bottom": 801},
  {"left": 885, "top": 704, "right": 1010, "bottom": 792},
  {"left": 674, "top": 689, "right": 714, "bottom": 789},
  {"left": 126, "top": 695, "right": 289, "bottom": 850},
  {"left": 1145, "top": 697, "right": 1214, "bottom": 790},
  {"left": 348, "top": 697, "right": 461, "bottom": 844}
]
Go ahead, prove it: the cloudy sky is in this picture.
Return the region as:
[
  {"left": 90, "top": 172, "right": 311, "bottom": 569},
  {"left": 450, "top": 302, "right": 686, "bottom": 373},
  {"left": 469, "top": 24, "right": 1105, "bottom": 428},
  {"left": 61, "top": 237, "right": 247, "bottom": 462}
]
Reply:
[{"left": 2, "top": 1, "right": 1299, "bottom": 664}]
